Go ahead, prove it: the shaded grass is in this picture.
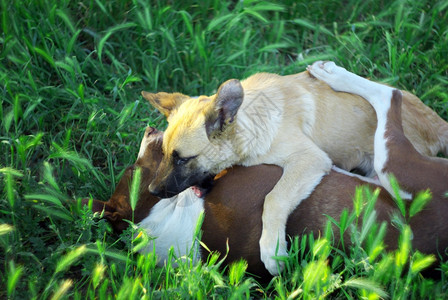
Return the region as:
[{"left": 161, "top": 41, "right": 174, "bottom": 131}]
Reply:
[{"left": 1, "top": 0, "right": 447, "bottom": 298}]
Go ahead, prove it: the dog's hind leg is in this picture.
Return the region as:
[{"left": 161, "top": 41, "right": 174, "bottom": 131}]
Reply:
[
  {"left": 308, "top": 61, "right": 407, "bottom": 198},
  {"left": 308, "top": 62, "right": 407, "bottom": 198},
  {"left": 307, "top": 61, "right": 395, "bottom": 111},
  {"left": 308, "top": 61, "right": 448, "bottom": 198}
]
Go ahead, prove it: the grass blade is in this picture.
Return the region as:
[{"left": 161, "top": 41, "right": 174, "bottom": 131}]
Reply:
[
  {"left": 409, "top": 190, "right": 432, "bottom": 218},
  {"left": 343, "top": 277, "right": 388, "bottom": 299},
  {"left": 7, "top": 261, "right": 24, "bottom": 298},
  {"left": 50, "top": 279, "right": 73, "bottom": 300},
  {"left": 0, "top": 224, "right": 14, "bottom": 236},
  {"left": 55, "top": 245, "right": 87, "bottom": 274},
  {"left": 129, "top": 167, "right": 141, "bottom": 211}
]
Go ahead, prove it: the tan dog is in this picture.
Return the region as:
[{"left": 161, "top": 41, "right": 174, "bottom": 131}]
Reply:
[{"left": 142, "top": 70, "right": 448, "bottom": 275}]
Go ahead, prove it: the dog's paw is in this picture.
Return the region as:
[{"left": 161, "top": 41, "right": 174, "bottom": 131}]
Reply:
[
  {"left": 307, "top": 61, "right": 353, "bottom": 92},
  {"left": 259, "top": 235, "right": 288, "bottom": 275},
  {"left": 308, "top": 61, "right": 396, "bottom": 111},
  {"left": 307, "top": 61, "right": 339, "bottom": 77},
  {"left": 309, "top": 60, "right": 336, "bottom": 73}
]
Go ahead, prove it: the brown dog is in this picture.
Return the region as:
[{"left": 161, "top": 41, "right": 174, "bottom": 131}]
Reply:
[{"left": 86, "top": 78, "right": 448, "bottom": 278}]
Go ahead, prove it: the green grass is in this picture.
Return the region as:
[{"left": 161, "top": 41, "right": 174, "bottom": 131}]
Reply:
[{"left": 1, "top": 0, "right": 447, "bottom": 298}]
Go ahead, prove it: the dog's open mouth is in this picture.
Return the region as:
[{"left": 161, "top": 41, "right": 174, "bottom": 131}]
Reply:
[
  {"left": 190, "top": 175, "right": 214, "bottom": 198},
  {"left": 191, "top": 186, "right": 204, "bottom": 198}
]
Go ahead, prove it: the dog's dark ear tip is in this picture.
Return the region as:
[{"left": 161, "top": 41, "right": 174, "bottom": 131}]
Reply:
[
  {"left": 218, "top": 79, "right": 243, "bottom": 97},
  {"left": 205, "top": 79, "right": 244, "bottom": 138},
  {"left": 146, "top": 126, "right": 158, "bottom": 136}
]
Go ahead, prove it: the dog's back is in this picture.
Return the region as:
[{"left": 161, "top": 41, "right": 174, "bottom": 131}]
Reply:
[{"left": 282, "top": 71, "right": 448, "bottom": 174}]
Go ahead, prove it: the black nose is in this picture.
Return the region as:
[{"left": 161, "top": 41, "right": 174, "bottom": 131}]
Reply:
[
  {"left": 148, "top": 185, "right": 177, "bottom": 198},
  {"left": 148, "top": 184, "right": 161, "bottom": 196}
]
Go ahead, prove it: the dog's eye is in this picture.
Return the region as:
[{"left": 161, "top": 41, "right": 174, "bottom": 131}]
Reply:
[
  {"left": 173, "top": 151, "right": 196, "bottom": 166},
  {"left": 175, "top": 157, "right": 191, "bottom": 165}
]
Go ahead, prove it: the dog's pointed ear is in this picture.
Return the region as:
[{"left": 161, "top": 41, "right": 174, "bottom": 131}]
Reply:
[
  {"left": 205, "top": 79, "right": 244, "bottom": 138},
  {"left": 81, "top": 198, "right": 130, "bottom": 232},
  {"left": 142, "top": 91, "right": 189, "bottom": 118}
]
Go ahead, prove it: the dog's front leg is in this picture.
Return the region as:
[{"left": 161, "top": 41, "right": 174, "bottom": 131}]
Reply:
[{"left": 259, "top": 138, "right": 332, "bottom": 275}]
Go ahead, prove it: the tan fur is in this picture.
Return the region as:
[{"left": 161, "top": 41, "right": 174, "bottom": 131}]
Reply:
[
  {"left": 141, "top": 91, "right": 189, "bottom": 119},
  {"left": 307, "top": 60, "right": 448, "bottom": 200},
  {"left": 142, "top": 70, "right": 448, "bottom": 275}
]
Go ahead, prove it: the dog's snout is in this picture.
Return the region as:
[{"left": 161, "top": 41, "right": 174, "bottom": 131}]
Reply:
[
  {"left": 148, "top": 183, "right": 160, "bottom": 196},
  {"left": 148, "top": 183, "right": 176, "bottom": 198}
]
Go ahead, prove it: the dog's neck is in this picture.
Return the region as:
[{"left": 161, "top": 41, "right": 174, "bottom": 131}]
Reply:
[
  {"left": 205, "top": 101, "right": 284, "bottom": 172},
  {"left": 232, "top": 97, "right": 284, "bottom": 161}
]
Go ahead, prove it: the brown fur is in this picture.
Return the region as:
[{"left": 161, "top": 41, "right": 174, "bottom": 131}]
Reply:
[
  {"left": 84, "top": 128, "right": 448, "bottom": 279},
  {"left": 383, "top": 90, "right": 448, "bottom": 201}
]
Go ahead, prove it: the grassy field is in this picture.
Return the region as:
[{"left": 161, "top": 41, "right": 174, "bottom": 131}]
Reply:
[{"left": 1, "top": 0, "right": 448, "bottom": 298}]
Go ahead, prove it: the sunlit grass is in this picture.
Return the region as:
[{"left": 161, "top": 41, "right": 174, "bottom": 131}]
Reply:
[{"left": 1, "top": 0, "right": 447, "bottom": 298}]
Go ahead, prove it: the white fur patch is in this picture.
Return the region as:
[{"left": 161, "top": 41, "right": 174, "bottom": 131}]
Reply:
[
  {"left": 374, "top": 114, "right": 413, "bottom": 200},
  {"left": 138, "top": 188, "right": 204, "bottom": 265},
  {"left": 137, "top": 133, "right": 148, "bottom": 160},
  {"left": 331, "top": 166, "right": 380, "bottom": 185}
]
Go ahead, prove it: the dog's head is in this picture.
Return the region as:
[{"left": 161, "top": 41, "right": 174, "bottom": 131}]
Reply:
[
  {"left": 82, "top": 127, "right": 164, "bottom": 231},
  {"left": 142, "top": 79, "right": 244, "bottom": 198}
]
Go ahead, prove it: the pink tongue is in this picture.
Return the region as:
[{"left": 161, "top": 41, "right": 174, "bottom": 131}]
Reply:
[{"left": 191, "top": 186, "right": 203, "bottom": 198}]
